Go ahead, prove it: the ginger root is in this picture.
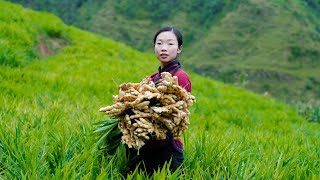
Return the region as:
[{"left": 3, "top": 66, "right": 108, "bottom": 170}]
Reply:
[{"left": 99, "top": 72, "right": 196, "bottom": 150}]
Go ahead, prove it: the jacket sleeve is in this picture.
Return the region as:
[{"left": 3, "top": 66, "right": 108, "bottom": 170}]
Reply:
[{"left": 176, "top": 70, "right": 192, "bottom": 93}]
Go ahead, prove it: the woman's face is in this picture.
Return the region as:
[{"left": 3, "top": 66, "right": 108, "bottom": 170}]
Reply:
[{"left": 154, "top": 31, "right": 182, "bottom": 67}]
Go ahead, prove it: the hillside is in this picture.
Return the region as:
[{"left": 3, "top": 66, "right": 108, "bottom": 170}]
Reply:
[
  {"left": 7, "top": 0, "right": 320, "bottom": 106},
  {"left": 89, "top": 0, "right": 320, "bottom": 104},
  {"left": 186, "top": 0, "right": 320, "bottom": 103},
  {"left": 1, "top": 1, "right": 320, "bottom": 179}
]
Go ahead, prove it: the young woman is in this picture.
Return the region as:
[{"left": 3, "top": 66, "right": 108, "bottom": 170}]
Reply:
[{"left": 125, "top": 26, "right": 192, "bottom": 175}]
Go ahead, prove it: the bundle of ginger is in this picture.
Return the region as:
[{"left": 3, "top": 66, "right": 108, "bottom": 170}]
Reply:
[{"left": 99, "top": 72, "right": 196, "bottom": 150}]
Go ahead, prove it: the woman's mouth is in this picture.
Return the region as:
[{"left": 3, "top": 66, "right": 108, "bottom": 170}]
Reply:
[{"left": 160, "top": 54, "right": 168, "bottom": 58}]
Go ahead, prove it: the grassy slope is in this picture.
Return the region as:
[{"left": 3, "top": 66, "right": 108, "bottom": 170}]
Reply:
[
  {"left": 6, "top": 0, "right": 320, "bottom": 104},
  {"left": 0, "top": 1, "right": 319, "bottom": 179}
]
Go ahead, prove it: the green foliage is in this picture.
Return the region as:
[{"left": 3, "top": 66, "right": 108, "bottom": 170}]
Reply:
[
  {"left": 88, "top": 0, "right": 320, "bottom": 104},
  {"left": 101, "top": 0, "right": 232, "bottom": 51},
  {"left": 289, "top": 46, "right": 320, "bottom": 66},
  {"left": 1, "top": 1, "right": 320, "bottom": 179},
  {"left": 0, "top": 1, "right": 70, "bottom": 67},
  {"left": 114, "top": 0, "right": 181, "bottom": 21},
  {"left": 93, "top": 119, "right": 122, "bottom": 156},
  {"left": 7, "top": 0, "right": 89, "bottom": 24},
  {"left": 113, "top": 0, "right": 225, "bottom": 25},
  {"left": 5, "top": 0, "right": 320, "bottom": 104},
  {"left": 184, "top": 0, "right": 320, "bottom": 103},
  {"left": 294, "top": 101, "right": 320, "bottom": 123},
  {"left": 305, "top": 0, "right": 320, "bottom": 17},
  {"left": 184, "top": 0, "right": 225, "bottom": 26},
  {"left": 0, "top": 3, "right": 37, "bottom": 67}
]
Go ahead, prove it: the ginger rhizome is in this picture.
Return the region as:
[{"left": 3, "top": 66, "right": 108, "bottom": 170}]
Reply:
[{"left": 99, "top": 72, "right": 196, "bottom": 150}]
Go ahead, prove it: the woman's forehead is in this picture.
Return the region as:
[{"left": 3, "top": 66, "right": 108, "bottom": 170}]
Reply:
[{"left": 156, "top": 31, "right": 177, "bottom": 41}]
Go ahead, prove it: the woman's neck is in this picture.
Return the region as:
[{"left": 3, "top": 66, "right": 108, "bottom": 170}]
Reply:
[{"left": 161, "top": 60, "right": 176, "bottom": 69}]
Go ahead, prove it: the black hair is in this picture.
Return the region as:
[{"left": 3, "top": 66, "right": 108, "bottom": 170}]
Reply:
[{"left": 153, "top": 26, "right": 183, "bottom": 47}]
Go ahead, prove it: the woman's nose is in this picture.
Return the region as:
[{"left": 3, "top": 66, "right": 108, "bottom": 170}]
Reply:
[{"left": 161, "top": 45, "right": 168, "bottom": 51}]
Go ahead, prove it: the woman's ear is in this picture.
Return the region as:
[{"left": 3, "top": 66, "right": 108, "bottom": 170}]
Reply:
[{"left": 178, "top": 45, "right": 183, "bottom": 54}]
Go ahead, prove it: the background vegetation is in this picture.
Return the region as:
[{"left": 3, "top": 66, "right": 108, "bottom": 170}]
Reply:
[
  {"left": 7, "top": 0, "right": 320, "bottom": 117},
  {"left": 1, "top": 1, "right": 320, "bottom": 179}
]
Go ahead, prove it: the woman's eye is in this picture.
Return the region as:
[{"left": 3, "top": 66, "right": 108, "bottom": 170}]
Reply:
[{"left": 156, "top": 42, "right": 162, "bottom": 45}]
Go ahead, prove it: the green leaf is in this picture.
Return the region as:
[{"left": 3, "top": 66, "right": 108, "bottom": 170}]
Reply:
[{"left": 93, "top": 119, "right": 122, "bottom": 156}]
